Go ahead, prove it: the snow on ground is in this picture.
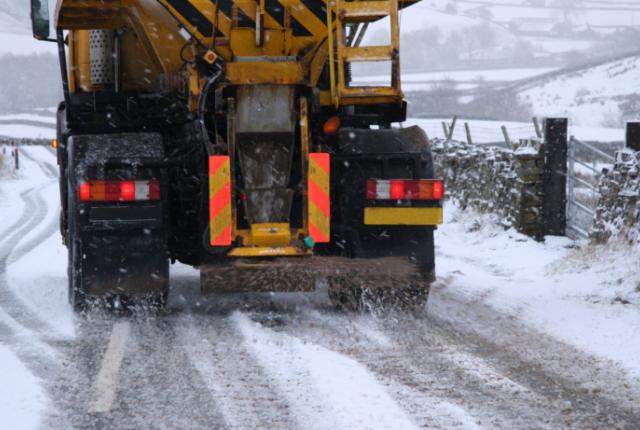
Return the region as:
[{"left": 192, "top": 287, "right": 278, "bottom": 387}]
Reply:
[
  {"left": 358, "top": 67, "right": 559, "bottom": 84},
  {"left": 0, "top": 113, "right": 56, "bottom": 124},
  {"left": 437, "top": 202, "right": 640, "bottom": 378},
  {"left": 406, "top": 117, "right": 624, "bottom": 143},
  {"left": 0, "top": 123, "right": 55, "bottom": 139},
  {"left": 518, "top": 55, "right": 640, "bottom": 127},
  {"left": 0, "top": 113, "right": 56, "bottom": 139},
  {"left": 2, "top": 145, "right": 640, "bottom": 425},
  {"left": 530, "top": 38, "right": 598, "bottom": 54},
  {"left": 0, "top": 145, "right": 73, "bottom": 339},
  {"left": 233, "top": 312, "right": 422, "bottom": 430},
  {"left": 0, "top": 345, "right": 47, "bottom": 430},
  {"left": 2, "top": 146, "right": 74, "bottom": 338},
  {"left": 353, "top": 67, "right": 559, "bottom": 91},
  {"left": 7, "top": 218, "right": 73, "bottom": 338}
]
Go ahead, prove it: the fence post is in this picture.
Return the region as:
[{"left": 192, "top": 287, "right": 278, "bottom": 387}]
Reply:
[
  {"left": 542, "top": 118, "right": 568, "bottom": 236},
  {"left": 501, "top": 125, "right": 512, "bottom": 149},
  {"left": 464, "top": 122, "right": 473, "bottom": 145},
  {"left": 448, "top": 116, "right": 458, "bottom": 140},
  {"left": 625, "top": 121, "right": 640, "bottom": 151},
  {"left": 441, "top": 122, "right": 449, "bottom": 139},
  {"left": 533, "top": 117, "right": 542, "bottom": 139},
  {"left": 14, "top": 147, "right": 19, "bottom": 170}
]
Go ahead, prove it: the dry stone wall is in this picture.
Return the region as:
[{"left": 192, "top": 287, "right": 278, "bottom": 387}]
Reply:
[
  {"left": 591, "top": 148, "right": 640, "bottom": 244},
  {"left": 0, "top": 137, "right": 49, "bottom": 146},
  {"left": 432, "top": 139, "right": 546, "bottom": 239}
]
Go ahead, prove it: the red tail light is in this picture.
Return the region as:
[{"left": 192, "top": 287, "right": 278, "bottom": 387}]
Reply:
[
  {"left": 119, "top": 181, "right": 136, "bottom": 201},
  {"left": 79, "top": 181, "right": 91, "bottom": 202},
  {"left": 432, "top": 180, "right": 444, "bottom": 200},
  {"left": 79, "top": 180, "right": 161, "bottom": 202},
  {"left": 366, "top": 179, "right": 444, "bottom": 201}
]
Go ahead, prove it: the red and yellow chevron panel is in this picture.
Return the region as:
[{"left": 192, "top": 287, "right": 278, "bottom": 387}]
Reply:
[
  {"left": 308, "top": 153, "right": 330, "bottom": 243},
  {"left": 209, "top": 155, "right": 232, "bottom": 246}
]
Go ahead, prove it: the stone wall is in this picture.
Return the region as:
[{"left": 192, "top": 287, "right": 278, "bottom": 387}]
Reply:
[
  {"left": 432, "top": 138, "right": 546, "bottom": 239},
  {"left": 0, "top": 137, "right": 50, "bottom": 146},
  {"left": 591, "top": 148, "right": 640, "bottom": 244}
]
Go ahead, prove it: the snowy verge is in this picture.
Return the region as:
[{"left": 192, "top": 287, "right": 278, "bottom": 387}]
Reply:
[
  {"left": 0, "top": 344, "right": 47, "bottom": 430},
  {"left": 1, "top": 146, "right": 74, "bottom": 338},
  {"left": 437, "top": 202, "right": 640, "bottom": 378},
  {"left": 7, "top": 231, "right": 74, "bottom": 339}
]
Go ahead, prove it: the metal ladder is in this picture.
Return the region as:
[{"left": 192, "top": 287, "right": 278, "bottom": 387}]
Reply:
[{"left": 327, "top": 0, "right": 402, "bottom": 106}]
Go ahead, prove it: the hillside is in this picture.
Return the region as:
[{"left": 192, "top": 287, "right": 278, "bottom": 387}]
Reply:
[{"left": 517, "top": 53, "right": 640, "bottom": 127}]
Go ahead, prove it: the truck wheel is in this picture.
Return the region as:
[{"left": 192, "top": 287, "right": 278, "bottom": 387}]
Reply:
[
  {"left": 328, "top": 229, "right": 434, "bottom": 313},
  {"left": 68, "top": 240, "right": 89, "bottom": 312}
]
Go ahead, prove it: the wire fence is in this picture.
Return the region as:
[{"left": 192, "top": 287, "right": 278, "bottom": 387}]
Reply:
[{"left": 428, "top": 116, "right": 625, "bottom": 240}]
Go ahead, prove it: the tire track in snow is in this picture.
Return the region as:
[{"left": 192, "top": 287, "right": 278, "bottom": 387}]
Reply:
[
  {"left": 0, "top": 150, "right": 69, "bottom": 429},
  {"left": 20, "top": 147, "right": 58, "bottom": 179},
  {"left": 271, "top": 304, "right": 640, "bottom": 429},
  {"left": 80, "top": 315, "right": 227, "bottom": 429},
  {"left": 291, "top": 287, "right": 640, "bottom": 429},
  {"left": 178, "top": 313, "right": 297, "bottom": 430},
  {"left": 424, "top": 285, "right": 640, "bottom": 428},
  {"left": 273, "top": 309, "right": 488, "bottom": 429},
  {"left": 304, "top": 300, "right": 640, "bottom": 429},
  {"left": 0, "top": 182, "right": 58, "bottom": 336},
  {"left": 232, "top": 311, "right": 419, "bottom": 430},
  {"left": 0, "top": 149, "right": 62, "bottom": 338}
]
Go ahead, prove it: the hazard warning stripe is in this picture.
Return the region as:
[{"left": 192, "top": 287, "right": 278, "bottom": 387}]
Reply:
[
  {"left": 308, "top": 153, "right": 330, "bottom": 243},
  {"left": 163, "top": 0, "right": 226, "bottom": 38},
  {"left": 308, "top": 177, "right": 329, "bottom": 217},
  {"left": 300, "top": 0, "right": 334, "bottom": 26},
  {"left": 209, "top": 156, "right": 233, "bottom": 246}
]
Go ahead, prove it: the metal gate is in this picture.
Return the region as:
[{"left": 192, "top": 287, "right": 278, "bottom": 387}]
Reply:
[{"left": 566, "top": 136, "right": 616, "bottom": 239}]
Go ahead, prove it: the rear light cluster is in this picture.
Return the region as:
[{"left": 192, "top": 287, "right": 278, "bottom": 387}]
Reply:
[
  {"left": 367, "top": 179, "right": 444, "bottom": 200},
  {"left": 79, "top": 180, "right": 160, "bottom": 202}
]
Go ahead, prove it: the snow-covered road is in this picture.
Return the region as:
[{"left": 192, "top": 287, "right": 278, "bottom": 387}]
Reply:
[{"left": 0, "top": 146, "right": 639, "bottom": 429}]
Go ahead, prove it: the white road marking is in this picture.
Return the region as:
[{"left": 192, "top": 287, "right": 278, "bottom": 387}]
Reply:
[{"left": 88, "top": 321, "right": 130, "bottom": 413}]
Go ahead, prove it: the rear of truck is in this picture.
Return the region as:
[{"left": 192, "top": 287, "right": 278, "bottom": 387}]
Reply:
[{"left": 32, "top": 0, "right": 443, "bottom": 311}]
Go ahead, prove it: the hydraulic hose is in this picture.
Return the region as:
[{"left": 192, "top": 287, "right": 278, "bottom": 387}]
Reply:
[{"left": 197, "top": 69, "right": 222, "bottom": 156}]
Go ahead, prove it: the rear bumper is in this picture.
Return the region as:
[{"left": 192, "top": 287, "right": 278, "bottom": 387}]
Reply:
[
  {"left": 200, "top": 255, "right": 429, "bottom": 294},
  {"left": 364, "top": 207, "right": 443, "bottom": 225}
]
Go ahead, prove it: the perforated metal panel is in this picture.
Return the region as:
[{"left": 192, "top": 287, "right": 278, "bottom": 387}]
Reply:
[{"left": 89, "top": 30, "right": 114, "bottom": 86}]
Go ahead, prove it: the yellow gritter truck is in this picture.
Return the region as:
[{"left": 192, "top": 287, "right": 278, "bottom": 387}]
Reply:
[{"left": 30, "top": 0, "right": 443, "bottom": 311}]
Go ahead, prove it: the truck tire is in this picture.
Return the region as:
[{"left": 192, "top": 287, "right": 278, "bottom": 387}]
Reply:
[
  {"left": 65, "top": 133, "right": 170, "bottom": 312},
  {"left": 327, "top": 230, "right": 434, "bottom": 313},
  {"left": 327, "top": 126, "right": 438, "bottom": 313},
  {"left": 68, "top": 239, "right": 89, "bottom": 312}
]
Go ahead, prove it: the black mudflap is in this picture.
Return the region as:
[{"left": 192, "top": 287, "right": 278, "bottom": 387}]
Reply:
[{"left": 80, "top": 235, "right": 169, "bottom": 298}]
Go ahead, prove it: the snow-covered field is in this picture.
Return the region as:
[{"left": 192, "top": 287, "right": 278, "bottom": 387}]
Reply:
[
  {"left": 354, "top": 67, "right": 559, "bottom": 92},
  {"left": 518, "top": 54, "right": 640, "bottom": 127},
  {"left": 406, "top": 117, "right": 625, "bottom": 144},
  {"left": 0, "top": 145, "right": 639, "bottom": 428},
  {"left": 0, "top": 112, "right": 56, "bottom": 139}
]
